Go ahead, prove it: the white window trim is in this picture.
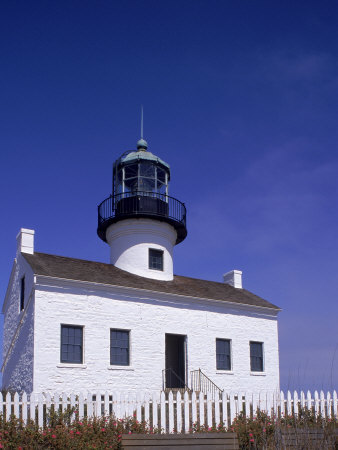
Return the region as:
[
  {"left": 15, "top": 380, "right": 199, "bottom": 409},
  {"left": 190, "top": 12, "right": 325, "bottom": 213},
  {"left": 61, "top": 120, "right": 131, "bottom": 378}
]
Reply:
[
  {"left": 148, "top": 248, "right": 164, "bottom": 271},
  {"left": 60, "top": 323, "right": 85, "bottom": 365},
  {"left": 110, "top": 328, "right": 131, "bottom": 367},
  {"left": 57, "top": 364, "right": 87, "bottom": 369},
  {"left": 215, "top": 337, "right": 233, "bottom": 372},
  {"left": 249, "top": 341, "right": 264, "bottom": 373}
]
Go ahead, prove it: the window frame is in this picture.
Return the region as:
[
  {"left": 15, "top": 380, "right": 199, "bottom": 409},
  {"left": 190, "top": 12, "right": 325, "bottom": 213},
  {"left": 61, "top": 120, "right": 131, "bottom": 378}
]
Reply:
[
  {"left": 20, "top": 276, "right": 25, "bottom": 311},
  {"left": 110, "top": 329, "right": 130, "bottom": 366},
  {"left": 250, "top": 341, "right": 264, "bottom": 372},
  {"left": 60, "top": 325, "right": 84, "bottom": 364},
  {"left": 148, "top": 248, "right": 164, "bottom": 271},
  {"left": 216, "top": 338, "right": 232, "bottom": 371}
]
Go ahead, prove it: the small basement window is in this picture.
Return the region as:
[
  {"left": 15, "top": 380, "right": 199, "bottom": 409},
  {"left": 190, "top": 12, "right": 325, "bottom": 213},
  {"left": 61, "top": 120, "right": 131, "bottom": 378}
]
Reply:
[
  {"left": 149, "top": 248, "right": 163, "bottom": 271},
  {"left": 250, "top": 341, "right": 264, "bottom": 372},
  {"left": 20, "top": 276, "right": 25, "bottom": 311}
]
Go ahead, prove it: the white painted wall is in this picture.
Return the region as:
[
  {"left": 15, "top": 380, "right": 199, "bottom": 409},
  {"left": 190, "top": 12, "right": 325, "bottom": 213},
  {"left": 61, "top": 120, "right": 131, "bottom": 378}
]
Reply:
[
  {"left": 2, "top": 254, "right": 35, "bottom": 393},
  {"left": 32, "top": 277, "right": 280, "bottom": 394},
  {"left": 106, "top": 218, "right": 177, "bottom": 281}
]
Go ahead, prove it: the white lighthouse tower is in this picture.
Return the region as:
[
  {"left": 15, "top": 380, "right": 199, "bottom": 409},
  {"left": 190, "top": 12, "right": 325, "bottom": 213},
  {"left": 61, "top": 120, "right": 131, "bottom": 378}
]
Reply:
[{"left": 97, "top": 137, "right": 187, "bottom": 280}]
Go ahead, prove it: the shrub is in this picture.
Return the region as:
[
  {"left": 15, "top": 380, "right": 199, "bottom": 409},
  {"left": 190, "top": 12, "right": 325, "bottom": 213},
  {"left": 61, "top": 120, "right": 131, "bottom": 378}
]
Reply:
[{"left": 0, "top": 410, "right": 152, "bottom": 449}]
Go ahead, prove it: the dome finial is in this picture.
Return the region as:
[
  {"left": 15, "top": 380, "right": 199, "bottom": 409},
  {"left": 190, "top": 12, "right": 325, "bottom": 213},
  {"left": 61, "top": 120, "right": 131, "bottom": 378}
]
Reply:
[{"left": 137, "top": 105, "right": 148, "bottom": 150}]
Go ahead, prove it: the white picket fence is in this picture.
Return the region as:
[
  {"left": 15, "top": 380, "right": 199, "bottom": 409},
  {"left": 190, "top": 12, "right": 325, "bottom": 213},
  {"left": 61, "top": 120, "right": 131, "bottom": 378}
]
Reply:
[{"left": 0, "top": 390, "right": 337, "bottom": 432}]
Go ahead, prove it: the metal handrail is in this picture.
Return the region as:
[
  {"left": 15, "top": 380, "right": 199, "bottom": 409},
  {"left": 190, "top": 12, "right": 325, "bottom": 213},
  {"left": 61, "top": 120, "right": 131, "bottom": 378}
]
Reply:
[
  {"left": 97, "top": 191, "right": 187, "bottom": 244},
  {"left": 162, "top": 368, "right": 190, "bottom": 391},
  {"left": 98, "top": 191, "right": 186, "bottom": 225},
  {"left": 190, "top": 369, "right": 223, "bottom": 399}
]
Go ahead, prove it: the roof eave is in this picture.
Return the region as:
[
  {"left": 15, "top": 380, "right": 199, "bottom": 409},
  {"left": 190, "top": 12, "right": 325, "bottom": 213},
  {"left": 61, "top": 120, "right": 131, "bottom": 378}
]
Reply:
[{"left": 34, "top": 274, "right": 281, "bottom": 315}]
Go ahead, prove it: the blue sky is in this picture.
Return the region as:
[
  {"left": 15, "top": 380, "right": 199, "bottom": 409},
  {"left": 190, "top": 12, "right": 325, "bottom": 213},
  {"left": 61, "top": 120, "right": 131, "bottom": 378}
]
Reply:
[{"left": 1, "top": 0, "right": 337, "bottom": 391}]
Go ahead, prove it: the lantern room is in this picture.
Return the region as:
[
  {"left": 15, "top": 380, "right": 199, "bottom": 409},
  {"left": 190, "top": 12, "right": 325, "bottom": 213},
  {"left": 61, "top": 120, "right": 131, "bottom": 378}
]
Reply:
[
  {"left": 97, "top": 138, "right": 187, "bottom": 246},
  {"left": 113, "top": 139, "right": 170, "bottom": 197}
]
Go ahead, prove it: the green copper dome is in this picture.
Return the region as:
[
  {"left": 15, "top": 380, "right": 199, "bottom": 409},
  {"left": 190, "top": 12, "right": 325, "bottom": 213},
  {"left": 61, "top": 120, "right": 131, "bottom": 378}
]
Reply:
[
  {"left": 119, "top": 150, "right": 170, "bottom": 171},
  {"left": 137, "top": 138, "right": 148, "bottom": 150}
]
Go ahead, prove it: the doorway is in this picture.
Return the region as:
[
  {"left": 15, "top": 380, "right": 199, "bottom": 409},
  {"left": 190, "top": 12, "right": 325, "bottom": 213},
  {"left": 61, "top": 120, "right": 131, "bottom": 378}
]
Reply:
[{"left": 165, "top": 333, "right": 187, "bottom": 388}]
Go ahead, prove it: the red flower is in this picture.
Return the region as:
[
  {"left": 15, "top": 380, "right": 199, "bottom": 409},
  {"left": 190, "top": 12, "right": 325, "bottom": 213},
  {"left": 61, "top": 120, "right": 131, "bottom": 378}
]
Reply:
[
  {"left": 101, "top": 428, "right": 105, "bottom": 432},
  {"left": 52, "top": 435, "right": 56, "bottom": 439},
  {"left": 76, "top": 431, "right": 81, "bottom": 435}
]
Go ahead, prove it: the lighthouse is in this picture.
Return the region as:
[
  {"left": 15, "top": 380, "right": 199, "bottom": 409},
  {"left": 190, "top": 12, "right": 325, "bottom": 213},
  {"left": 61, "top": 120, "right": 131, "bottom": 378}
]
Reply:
[{"left": 97, "top": 137, "right": 187, "bottom": 280}]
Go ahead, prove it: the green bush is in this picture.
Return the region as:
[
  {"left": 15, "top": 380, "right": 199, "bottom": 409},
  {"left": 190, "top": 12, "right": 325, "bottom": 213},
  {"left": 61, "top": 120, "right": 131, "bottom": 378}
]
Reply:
[
  {"left": 230, "top": 408, "right": 337, "bottom": 449},
  {"left": 0, "top": 406, "right": 336, "bottom": 449},
  {"left": 0, "top": 409, "right": 153, "bottom": 449}
]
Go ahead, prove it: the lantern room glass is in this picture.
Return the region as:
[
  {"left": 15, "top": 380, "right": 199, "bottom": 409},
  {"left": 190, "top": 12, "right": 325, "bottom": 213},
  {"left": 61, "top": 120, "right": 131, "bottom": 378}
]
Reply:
[{"left": 115, "top": 161, "right": 169, "bottom": 197}]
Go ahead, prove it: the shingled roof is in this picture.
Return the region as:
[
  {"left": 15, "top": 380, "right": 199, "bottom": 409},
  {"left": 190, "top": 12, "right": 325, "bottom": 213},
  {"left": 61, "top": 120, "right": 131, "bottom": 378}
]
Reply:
[{"left": 22, "top": 252, "right": 280, "bottom": 311}]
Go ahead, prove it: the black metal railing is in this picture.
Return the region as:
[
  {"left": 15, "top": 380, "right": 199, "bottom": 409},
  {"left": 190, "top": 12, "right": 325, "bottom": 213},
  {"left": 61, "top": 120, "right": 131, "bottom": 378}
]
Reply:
[
  {"left": 162, "top": 368, "right": 190, "bottom": 392},
  {"left": 190, "top": 369, "right": 223, "bottom": 399},
  {"left": 97, "top": 191, "right": 187, "bottom": 244}
]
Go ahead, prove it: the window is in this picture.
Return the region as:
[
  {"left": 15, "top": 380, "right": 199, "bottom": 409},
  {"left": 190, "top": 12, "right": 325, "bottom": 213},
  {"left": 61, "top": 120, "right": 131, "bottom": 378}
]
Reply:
[
  {"left": 110, "top": 329, "right": 130, "bottom": 366},
  {"left": 250, "top": 341, "right": 264, "bottom": 372},
  {"left": 216, "top": 338, "right": 231, "bottom": 370},
  {"left": 20, "top": 276, "right": 25, "bottom": 311},
  {"left": 61, "top": 325, "right": 83, "bottom": 364},
  {"left": 149, "top": 248, "right": 163, "bottom": 271}
]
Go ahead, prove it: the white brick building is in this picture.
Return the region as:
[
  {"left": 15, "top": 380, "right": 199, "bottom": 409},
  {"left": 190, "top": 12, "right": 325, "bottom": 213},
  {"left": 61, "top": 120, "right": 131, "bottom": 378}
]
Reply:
[{"left": 2, "top": 137, "right": 280, "bottom": 394}]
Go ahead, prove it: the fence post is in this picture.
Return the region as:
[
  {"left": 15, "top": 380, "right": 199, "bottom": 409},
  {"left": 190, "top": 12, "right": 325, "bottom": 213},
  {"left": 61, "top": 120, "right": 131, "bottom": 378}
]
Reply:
[
  {"left": 206, "top": 391, "right": 212, "bottom": 429},
  {"left": 229, "top": 393, "right": 236, "bottom": 425},
  {"left": 53, "top": 392, "right": 60, "bottom": 418},
  {"left": 22, "top": 392, "right": 28, "bottom": 425},
  {"left": 152, "top": 392, "right": 158, "bottom": 431},
  {"left": 199, "top": 391, "right": 205, "bottom": 427},
  {"left": 62, "top": 392, "right": 67, "bottom": 413},
  {"left": 30, "top": 393, "right": 36, "bottom": 423},
  {"left": 177, "top": 391, "right": 183, "bottom": 433},
  {"left": 320, "top": 390, "right": 325, "bottom": 418},
  {"left": 78, "top": 392, "right": 84, "bottom": 419},
  {"left": 6, "top": 392, "right": 11, "bottom": 421},
  {"left": 168, "top": 391, "right": 174, "bottom": 433},
  {"left": 221, "top": 391, "right": 228, "bottom": 428},
  {"left": 70, "top": 393, "right": 76, "bottom": 421},
  {"left": 144, "top": 392, "right": 150, "bottom": 425},
  {"left": 314, "top": 391, "right": 319, "bottom": 417},
  {"left": 280, "top": 391, "right": 285, "bottom": 417},
  {"left": 38, "top": 393, "right": 44, "bottom": 428},
  {"left": 119, "top": 392, "right": 126, "bottom": 419},
  {"left": 293, "top": 391, "right": 298, "bottom": 417},
  {"left": 160, "top": 391, "right": 166, "bottom": 432},
  {"left": 333, "top": 390, "right": 337, "bottom": 419},
  {"left": 307, "top": 390, "right": 312, "bottom": 412},
  {"left": 300, "top": 390, "right": 305, "bottom": 410},
  {"left": 87, "top": 392, "right": 93, "bottom": 418},
  {"left": 326, "top": 391, "right": 331, "bottom": 419},
  {"left": 14, "top": 392, "right": 19, "bottom": 418},
  {"left": 245, "top": 392, "right": 251, "bottom": 419},
  {"left": 215, "top": 390, "right": 220, "bottom": 427},
  {"left": 136, "top": 392, "right": 142, "bottom": 422},
  {"left": 104, "top": 391, "right": 109, "bottom": 416},
  {"left": 94, "top": 391, "right": 101, "bottom": 417},
  {"left": 184, "top": 391, "right": 190, "bottom": 433},
  {"left": 287, "top": 391, "right": 292, "bottom": 416}
]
